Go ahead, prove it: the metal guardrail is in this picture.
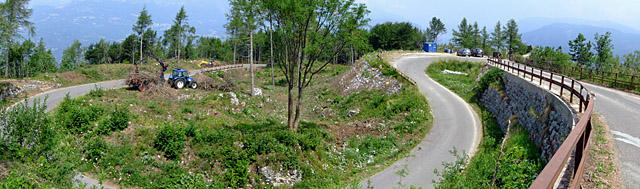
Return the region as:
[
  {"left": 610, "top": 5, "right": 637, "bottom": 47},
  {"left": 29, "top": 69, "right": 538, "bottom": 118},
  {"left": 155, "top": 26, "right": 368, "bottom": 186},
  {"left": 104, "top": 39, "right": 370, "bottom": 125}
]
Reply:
[{"left": 487, "top": 58, "right": 594, "bottom": 189}]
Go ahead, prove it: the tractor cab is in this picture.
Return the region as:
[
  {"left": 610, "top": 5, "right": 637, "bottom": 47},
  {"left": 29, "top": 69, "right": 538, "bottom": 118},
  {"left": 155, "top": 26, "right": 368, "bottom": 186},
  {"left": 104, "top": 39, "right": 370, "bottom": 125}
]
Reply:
[{"left": 170, "top": 68, "right": 189, "bottom": 79}]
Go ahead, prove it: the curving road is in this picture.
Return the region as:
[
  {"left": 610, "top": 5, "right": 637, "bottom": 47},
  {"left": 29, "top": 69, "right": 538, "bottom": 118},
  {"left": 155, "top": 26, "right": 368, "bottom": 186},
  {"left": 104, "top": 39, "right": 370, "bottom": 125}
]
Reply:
[
  {"left": 19, "top": 64, "right": 262, "bottom": 189},
  {"left": 361, "top": 53, "right": 483, "bottom": 188}
]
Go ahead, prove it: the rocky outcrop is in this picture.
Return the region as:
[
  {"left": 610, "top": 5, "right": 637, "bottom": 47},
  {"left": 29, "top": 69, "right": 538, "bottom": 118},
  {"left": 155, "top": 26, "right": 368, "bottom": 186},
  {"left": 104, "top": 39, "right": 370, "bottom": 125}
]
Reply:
[
  {"left": 259, "top": 166, "right": 302, "bottom": 187},
  {"left": 480, "top": 73, "right": 575, "bottom": 163},
  {"left": 338, "top": 61, "right": 402, "bottom": 95},
  {"left": 0, "top": 83, "right": 23, "bottom": 101}
]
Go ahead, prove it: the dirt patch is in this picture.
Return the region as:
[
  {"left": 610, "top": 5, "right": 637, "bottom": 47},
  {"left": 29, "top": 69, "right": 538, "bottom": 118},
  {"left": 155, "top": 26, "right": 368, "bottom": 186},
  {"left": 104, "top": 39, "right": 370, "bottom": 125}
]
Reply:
[
  {"left": 581, "top": 112, "right": 622, "bottom": 188},
  {"left": 57, "top": 72, "right": 87, "bottom": 84},
  {"left": 326, "top": 118, "right": 386, "bottom": 146}
]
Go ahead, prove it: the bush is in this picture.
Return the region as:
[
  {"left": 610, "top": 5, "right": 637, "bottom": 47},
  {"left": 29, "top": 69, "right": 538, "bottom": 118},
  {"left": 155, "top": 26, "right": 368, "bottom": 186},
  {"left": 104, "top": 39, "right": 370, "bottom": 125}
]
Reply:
[
  {"left": 84, "top": 137, "right": 108, "bottom": 163},
  {"left": 97, "top": 107, "right": 130, "bottom": 135},
  {"left": 475, "top": 67, "right": 504, "bottom": 95},
  {"left": 154, "top": 124, "right": 186, "bottom": 160},
  {"left": 221, "top": 146, "right": 251, "bottom": 188},
  {"left": 0, "top": 98, "right": 55, "bottom": 158},
  {"left": 56, "top": 94, "right": 103, "bottom": 134},
  {"left": 1, "top": 172, "right": 39, "bottom": 188}
]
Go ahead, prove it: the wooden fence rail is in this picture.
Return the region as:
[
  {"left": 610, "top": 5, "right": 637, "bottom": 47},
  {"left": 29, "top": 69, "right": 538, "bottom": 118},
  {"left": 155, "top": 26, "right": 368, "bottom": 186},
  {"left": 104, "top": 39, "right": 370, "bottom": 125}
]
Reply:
[{"left": 487, "top": 58, "right": 594, "bottom": 189}]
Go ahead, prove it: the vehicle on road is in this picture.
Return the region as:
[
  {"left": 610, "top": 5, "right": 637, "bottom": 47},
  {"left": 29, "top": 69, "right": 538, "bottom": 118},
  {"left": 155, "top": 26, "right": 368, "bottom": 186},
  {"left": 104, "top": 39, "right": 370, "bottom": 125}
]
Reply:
[
  {"left": 457, "top": 48, "right": 471, "bottom": 57},
  {"left": 198, "top": 58, "right": 217, "bottom": 68},
  {"left": 471, "top": 48, "right": 484, "bottom": 57},
  {"left": 167, "top": 69, "right": 198, "bottom": 89}
]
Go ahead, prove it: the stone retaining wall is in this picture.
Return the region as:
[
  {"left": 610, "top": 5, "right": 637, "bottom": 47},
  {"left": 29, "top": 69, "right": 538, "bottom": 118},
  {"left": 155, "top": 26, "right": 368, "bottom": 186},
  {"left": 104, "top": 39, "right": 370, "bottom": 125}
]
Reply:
[{"left": 480, "top": 71, "right": 576, "bottom": 163}]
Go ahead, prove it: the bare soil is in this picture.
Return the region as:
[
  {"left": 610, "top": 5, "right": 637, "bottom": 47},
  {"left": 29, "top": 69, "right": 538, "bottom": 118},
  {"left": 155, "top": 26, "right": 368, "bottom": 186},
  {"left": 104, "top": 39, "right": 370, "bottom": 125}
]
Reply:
[{"left": 581, "top": 112, "right": 622, "bottom": 188}]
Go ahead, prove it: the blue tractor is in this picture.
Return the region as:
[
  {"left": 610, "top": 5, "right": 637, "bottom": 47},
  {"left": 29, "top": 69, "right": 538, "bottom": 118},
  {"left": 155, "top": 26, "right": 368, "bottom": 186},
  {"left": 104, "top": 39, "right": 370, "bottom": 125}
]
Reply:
[{"left": 167, "top": 68, "right": 198, "bottom": 89}]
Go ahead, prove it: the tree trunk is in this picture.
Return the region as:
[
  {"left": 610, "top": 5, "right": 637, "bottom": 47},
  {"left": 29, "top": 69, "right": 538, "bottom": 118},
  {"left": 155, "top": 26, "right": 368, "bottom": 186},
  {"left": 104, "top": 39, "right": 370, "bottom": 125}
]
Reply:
[
  {"left": 5, "top": 38, "right": 10, "bottom": 78},
  {"left": 178, "top": 28, "right": 181, "bottom": 64},
  {"left": 351, "top": 45, "right": 355, "bottom": 64},
  {"left": 233, "top": 43, "right": 236, "bottom": 64},
  {"left": 287, "top": 84, "right": 294, "bottom": 129},
  {"left": 270, "top": 25, "right": 275, "bottom": 87},
  {"left": 250, "top": 32, "right": 255, "bottom": 96},
  {"left": 293, "top": 85, "right": 304, "bottom": 130},
  {"left": 140, "top": 34, "right": 143, "bottom": 64}
]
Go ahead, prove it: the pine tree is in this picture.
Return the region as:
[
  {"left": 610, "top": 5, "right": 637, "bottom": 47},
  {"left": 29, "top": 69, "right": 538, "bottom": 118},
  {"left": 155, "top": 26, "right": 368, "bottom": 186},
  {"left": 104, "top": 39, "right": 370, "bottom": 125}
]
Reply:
[
  {"left": 133, "top": 6, "right": 153, "bottom": 63},
  {"left": 1, "top": 0, "right": 35, "bottom": 78}
]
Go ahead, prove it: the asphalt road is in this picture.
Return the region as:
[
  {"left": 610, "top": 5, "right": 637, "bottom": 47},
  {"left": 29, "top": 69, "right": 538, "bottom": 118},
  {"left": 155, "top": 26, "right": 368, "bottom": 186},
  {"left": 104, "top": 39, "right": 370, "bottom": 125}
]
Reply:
[
  {"left": 583, "top": 83, "right": 640, "bottom": 188},
  {"left": 496, "top": 59, "right": 640, "bottom": 188},
  {"left": 360, "top": 54, "right": 483, "bottom": 188},
  {"left": 17, "top": 64, "right": 262, "bottom": 189}
]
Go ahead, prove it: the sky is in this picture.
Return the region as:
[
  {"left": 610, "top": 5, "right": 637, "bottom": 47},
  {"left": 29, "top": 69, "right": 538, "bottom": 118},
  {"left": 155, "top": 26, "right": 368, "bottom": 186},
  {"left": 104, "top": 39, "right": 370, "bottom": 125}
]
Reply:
[
  {"left": 28, "top": 0, "right": 640, "bottom": 31},
  {"left": 355, "top": 0, "right": 640, "bottom": 31}
]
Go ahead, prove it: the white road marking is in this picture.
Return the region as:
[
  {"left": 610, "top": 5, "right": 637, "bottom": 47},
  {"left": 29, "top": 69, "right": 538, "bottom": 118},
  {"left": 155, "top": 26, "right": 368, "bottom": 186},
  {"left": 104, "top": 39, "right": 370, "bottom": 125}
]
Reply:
[{"left": 611, "top": 130, "right": 640, "bottom": 149}]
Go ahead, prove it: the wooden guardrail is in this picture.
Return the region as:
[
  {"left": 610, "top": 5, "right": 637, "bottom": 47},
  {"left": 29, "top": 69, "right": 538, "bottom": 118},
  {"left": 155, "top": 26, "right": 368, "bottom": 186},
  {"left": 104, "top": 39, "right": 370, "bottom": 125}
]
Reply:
[
  {"left": 511, "top": 57, "right": 639, "bottom": 93},
  {"left": 487, "top": 58, "right": 594, "bottom": 188}
]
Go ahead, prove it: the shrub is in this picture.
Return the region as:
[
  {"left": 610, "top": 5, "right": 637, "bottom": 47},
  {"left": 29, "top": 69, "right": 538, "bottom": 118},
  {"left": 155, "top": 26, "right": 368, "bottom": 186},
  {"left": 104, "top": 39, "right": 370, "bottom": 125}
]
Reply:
[
  {"left": 97, "top": 107, "right": 130, "bottom": 135},
  {"left": 154, "top": 124, "right": 186, "bottom": 160},
  {"left": 0, "top": 98, "right": 55, "bottom": 158},
  {"left": 221, "top": 146, "right": 251, "bottom": 188},
  {"left": 1, "top": 172, "right": 39, "bottom": 188},
  {"left": 84, "top": 137, "right": 108, "bottom": 163},
  {"left": 274, "top": 130, "right": 298, "bottom": 147},
  {"left": 475, "top": 67, "right": 504, "bottom": 95},
  {"left": 56, "top": 94, "right": 103, "bottom": 134}
]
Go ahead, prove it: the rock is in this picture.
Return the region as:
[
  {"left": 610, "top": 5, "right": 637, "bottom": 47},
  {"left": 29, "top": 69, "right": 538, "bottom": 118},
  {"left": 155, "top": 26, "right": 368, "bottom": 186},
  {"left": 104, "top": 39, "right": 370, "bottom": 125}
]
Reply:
[
  {"left": 228, "top": 92, "right": 239, "bottom": 106},
  {"left": 441, "top": 69, "right": 469, "bottom": 76},
  {"left": 347, "top": 108, "right": 360, "bottom": 117},
  {"left": 321, "top": 108, "right": 333, "bottom": 118},
  {"left": 259, "top": 166, "right": 302, "bottom": 187},
  {"left": 253, "top": 88, "right": 263, "bottom": 97}
]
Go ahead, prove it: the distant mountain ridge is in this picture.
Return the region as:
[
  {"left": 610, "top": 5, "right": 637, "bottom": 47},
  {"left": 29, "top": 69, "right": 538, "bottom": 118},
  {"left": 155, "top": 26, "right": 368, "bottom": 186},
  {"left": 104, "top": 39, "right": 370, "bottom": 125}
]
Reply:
[
  {"left": 29, "top": 0, "right": 228, "bottom": 60},
  {"left": 522, "top": 22, "right": 640, "bottom": 56}
]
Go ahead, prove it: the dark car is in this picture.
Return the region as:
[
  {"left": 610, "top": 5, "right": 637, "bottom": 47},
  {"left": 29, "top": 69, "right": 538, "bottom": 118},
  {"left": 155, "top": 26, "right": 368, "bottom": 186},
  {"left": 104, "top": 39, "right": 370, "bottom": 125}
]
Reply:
[
  {"left": 471, "top": 48, "right": 484, "bottom": 57},
  {"left": 457, "top": 48, "right": 471, "bottom": 57}
]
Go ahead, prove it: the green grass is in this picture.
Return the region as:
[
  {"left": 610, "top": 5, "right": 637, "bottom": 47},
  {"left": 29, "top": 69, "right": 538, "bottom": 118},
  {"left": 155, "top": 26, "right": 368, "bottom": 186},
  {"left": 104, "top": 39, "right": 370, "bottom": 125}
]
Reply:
[
  {"left": 428, "top": 60, "right": 542, "bottom": 188},
  {"left": 0, "top": 52, "right": 433, "bottom": 188}
]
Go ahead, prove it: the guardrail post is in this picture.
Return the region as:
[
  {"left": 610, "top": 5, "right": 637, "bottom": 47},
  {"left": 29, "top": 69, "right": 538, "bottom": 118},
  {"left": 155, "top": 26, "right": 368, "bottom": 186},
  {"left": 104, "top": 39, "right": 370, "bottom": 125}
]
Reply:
[
  {"left": 601, "top": 71, "right": 605, "bottom": 84},
  {"left": 632, "top": 76, "right": 635, "bottom": 91},
  {"left": 518, "top": 64, "right": 521, "bottom": 76},
  {"left": 531, "top": 67, "right": 534, "bottom": 82},
  {"left": 614, "top": 73, "right": 618, "bottom": 88},
  {"left": 570, "top": 80, "right": 575, "bottom": 103},
  {"left": 540, "top": 69, "right": 543, "bottom": 86},
  {"left": 579, "top": 85, "right": 584, "bottom": 112},
  {"left": 560, "top": 76, "right": 565, "bottom": 96},
  {"left": 549, "top": 72, "right": 554, "bottom": 90}
]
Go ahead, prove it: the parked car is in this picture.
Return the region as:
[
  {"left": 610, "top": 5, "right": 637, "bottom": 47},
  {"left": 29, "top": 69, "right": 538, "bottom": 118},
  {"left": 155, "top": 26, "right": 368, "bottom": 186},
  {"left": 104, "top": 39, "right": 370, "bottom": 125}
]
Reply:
[
  {"left": 471, "top": 48, "right": 484, "bottom": 57},
  {"left": 457, "top": 48, "right": 471, "bottom": 57}
]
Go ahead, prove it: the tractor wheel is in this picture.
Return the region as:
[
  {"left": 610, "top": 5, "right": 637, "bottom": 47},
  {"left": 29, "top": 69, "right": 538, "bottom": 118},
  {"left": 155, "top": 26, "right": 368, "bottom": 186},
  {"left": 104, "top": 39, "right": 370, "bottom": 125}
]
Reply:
[
  {"left": 191, "top": 81, "right": 198, "bottom": 89},
  {"left": 175, "top": 79, "right": 185, "bottom": 89},
  {"left": 168, "top": 79, "right": 174, "bottom": 88}
]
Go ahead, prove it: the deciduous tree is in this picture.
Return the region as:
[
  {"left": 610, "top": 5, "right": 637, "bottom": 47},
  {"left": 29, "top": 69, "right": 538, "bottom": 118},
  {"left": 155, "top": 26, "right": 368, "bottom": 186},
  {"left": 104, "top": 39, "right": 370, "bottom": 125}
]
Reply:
[
  {"left": 593, "top": 31, "right": 614, "bottom": 70},
  {"left": 425, "top": 17, "right": 446, "bottom": 43},
  {"left": 263, "top": 0, "right": 369, "bottom": 130}
]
